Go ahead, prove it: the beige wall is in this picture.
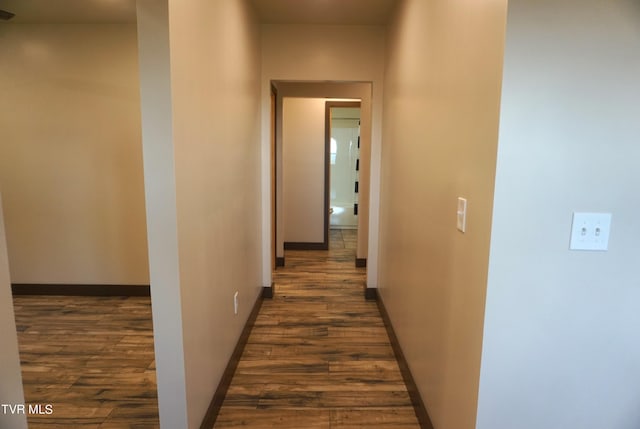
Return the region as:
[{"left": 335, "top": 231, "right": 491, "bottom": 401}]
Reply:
[
  {"left": 137, "top": 0, "right": 263, "bottom": 427},
  {"left": 378, "top": 1, "right": 507, "bottom": 428},
  {"left": 136, "top": 1, "right": 187, "bottom": 426},
  {"left": 170, "top": 2, "right": 262, "bottom": 426},
  {"left": 0, "top": 195, "right": 27, "bottom": 429},
  {"left": 282, "top": 98, "right": 326, "bottom": 243},
  {"left": 260, "top": 24, "right": 385, "bottom": 288},
  {"left": 477, "top": 1, "right": 640, "bottom": 428},
  {"left": 0, "top": 24, "right": 149, "bottom": 285}
]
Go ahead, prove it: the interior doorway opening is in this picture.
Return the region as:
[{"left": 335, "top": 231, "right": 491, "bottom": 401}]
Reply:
[
  {"left": 327, "top": 102, "right": 361, "bottom": 233},
  {"left": 270, "top": 81, "right": 373, "bottom": 274}
]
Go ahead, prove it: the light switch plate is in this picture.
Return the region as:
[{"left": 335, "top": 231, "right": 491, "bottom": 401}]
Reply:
[
  {"left": 569, "top": 212, "right": 612, "bottom": 251},
  {"left": 457, "top": 198, "right": 467, "bottom": 233}
]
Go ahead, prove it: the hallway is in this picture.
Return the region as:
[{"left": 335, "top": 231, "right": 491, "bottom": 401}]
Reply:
[{"left": 215, "top": 230, "right": 420, "bottom": 428}]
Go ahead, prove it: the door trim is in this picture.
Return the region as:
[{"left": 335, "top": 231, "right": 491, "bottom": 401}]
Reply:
[{"left": 270, "top": 84, "right": 278, "bottom": 268}]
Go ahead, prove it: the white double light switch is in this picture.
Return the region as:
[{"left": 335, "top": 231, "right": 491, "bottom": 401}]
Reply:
[
  {"left": 457, "top": 197, "right": 467, "bottom": 233},
  {"left": 569, "top": 212, "right": 612, "bottom": 251}
]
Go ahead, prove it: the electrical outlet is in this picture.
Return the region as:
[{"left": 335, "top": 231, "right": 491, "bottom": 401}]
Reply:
[{"left": 233, "top": 291, "right": 238, "bottom": 315}]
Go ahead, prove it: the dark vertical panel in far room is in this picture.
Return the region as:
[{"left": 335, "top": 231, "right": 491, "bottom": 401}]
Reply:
[{"left": 271, "top": 84, "right": 278, "bottom": 270}]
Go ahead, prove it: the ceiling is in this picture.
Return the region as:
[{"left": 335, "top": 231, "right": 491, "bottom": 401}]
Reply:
[
  {"left": 0, "top": 0, "right": 396, "bottom": 25},
  {"left": 249, "top": 0, "right": 397, "bottom": 25},
  {"left": 0, "top": 0, "right": 136, "bottom": 24}
]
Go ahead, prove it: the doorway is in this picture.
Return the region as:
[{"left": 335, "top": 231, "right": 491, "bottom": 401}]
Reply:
[
  {"left": 272, "top": 81, "right": 373, "bottom": 271},
  {"left": 326, "top": 102, "right": 361, "bottom": 251}
]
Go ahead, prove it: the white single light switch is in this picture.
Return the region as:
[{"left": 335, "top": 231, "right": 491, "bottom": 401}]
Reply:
[
  {"left": 457, "top": 197, "right": 467, "bottom": 233},
  {"left": 569, "top": 212, "right": 612, "bottom": 251},
  {"left": 233, "top": 291, "right": 239, "bottom": 315}
]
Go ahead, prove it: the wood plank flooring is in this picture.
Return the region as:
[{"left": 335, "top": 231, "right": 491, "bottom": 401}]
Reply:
[
  {"left": 10, "top": 229, "right": 419, "bottom": 428},
  {"left": 12, "top": 295, "right": 159, "bottom": 428},
  {"left": 214, "top": 229, "right": 420, "bottom": 428}
]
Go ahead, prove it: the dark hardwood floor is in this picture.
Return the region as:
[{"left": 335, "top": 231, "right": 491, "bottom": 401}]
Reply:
[
  {"left": 214, "top": 229, "right": 420, "bottom": 428},
  {"left": 11, "top": 229, "right": 418, "bottom": 428},
  {"left": 12, "top": 295, "right": 159, "bottom": 428}
]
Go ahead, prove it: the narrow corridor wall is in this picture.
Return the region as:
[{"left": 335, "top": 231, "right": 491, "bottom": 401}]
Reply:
[
  {"left": 137, "top": 0, "right": 263, "bottom": 427},
  {"left": 378, "top": 1, "right": 508, "bottom": 428},
  {"left": 169, "top": 1, "right": 263, "bottom": 424}
]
